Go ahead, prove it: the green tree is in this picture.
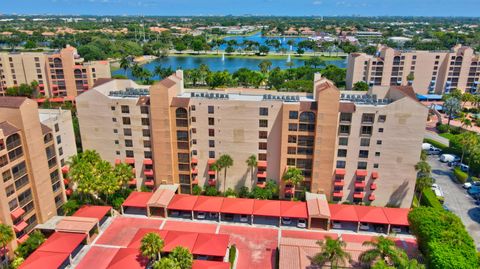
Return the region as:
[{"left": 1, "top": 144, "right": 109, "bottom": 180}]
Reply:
[
  {"left": 359, "top": 236, "right": 407, "bottom": 267},
  {"left": 282, "top": 167, "right": 304, "bottom": 187},
  {"left": 443, "top": 97, "right": 461, "bottom": 126},
  {"left": 225, "top": 46, "right": 235, "bottom": 54},
  {"left": 267, "top": 68, "right": 286, "bottom": 89},
  {"left": 62, "top": 199, "right": 80, "bottom": 216},
  {"left": 153, "top": 258, "right": 180, "bottom": 269},
  {"left": 414, "top": 161, "right": 431, "bottom": 177},
  {"left": 15, "top": 230, "right": 45, "bottom": 259},
  {"left": 154, "top": 65, "right": 174, "bottom": 79},
  {"left": 169, "top": 246, "right": 193, "bottom": 269},
  {"left": 258, "top": 45, "right": 270, "bottom": 55},
  {"left": 312, "top": 236, "right": 351, "bottom": 268},
  {"left": 415, "top": 176, "right": 433, "bottom": 202},
  {"left": 206, "top": 71, "right": 231, "bottom": 89},
  {"left": 217, "top": 154, "right": 233, "bottom": 193},
  {"left": 192, "top": 185, "right": 202, "bottom": 195},
  {"left": 113, "top": 162, "right": 135, "bottom": 188},
  {"left": 353, "top": 81, "right": 369, "bottom": 91},
  {"left": 204, "top": 186, "right": 219, "bottom": 196},
  {"left": 457, "top": 131, "right": 478, "bottom": 164},
  {"left": 258, "top": 60, "right": 272, "bottom": 74},
  {"left": 0, "top": 224, "right": 13, "bottom": 261},
  {"left": 184, "top": 68, "right": 202, "bottom": 87},
  {"left": 119, "top": 56, "right": 131, "bottom": 76},
  {"left": 320, "top": 65, "right": 347, "bottom": 88},
  {"left": 246, "top": 154, "right": 257, "bottom": 188},
  {"left": 363, "top": 46, "right": 377, "bottom": 55},
  {"left": 305, "top": 56, "right": 325, "bottom": 68},
  {"left": 140, "top": 232, "right": 164, "bottom": 262}
]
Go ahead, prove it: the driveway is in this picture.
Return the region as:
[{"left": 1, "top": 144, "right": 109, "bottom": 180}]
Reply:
[{"left": 428, "top": 155, "right": 480, "bottom": 249}]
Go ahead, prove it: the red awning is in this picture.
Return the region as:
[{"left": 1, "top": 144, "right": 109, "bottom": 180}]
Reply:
[
  {"left": 37, "top": 232, "right": 87, "bottom": 254},
  {"left": 128, "top": 179, "right": 136, "bottom": 185},
  {"left": 208, "top": 170, "right": 216, "bottom": 175},
  {"left": 257, "top": 171, "right": 267, "bottom": 178},
  {"left": 122, "top": 192, "right": 153, "bottom": 208},
  {"left": 66, "top": 189, "right": 73, "bottom": 196},
  {"left": 17, "top": 234, "right": 29, "bottom": 245},
  {"left": 220, "top": 198, "right": 254, "bottom": 215},
  {"left": 192, "top": 233, "right": 229, "bottom": 257},
  {"left": 280, "top": 201, "right": 308, "bottom": 219},
  {"left": 207, "top": 159, "right": 216, "bottom": 165},
  {"left": 63, "top": 178, "right": 69, "bottom": 185},
  {"left": 370, "top": 183, "right": 377, "bottom": 190},
  {"left": 333, "top": 191, "right": 343, "bottom": 197},
  {"left": 369, "top": 194, "right": 376, "bottom": 201},
  {"left": 253, "top": 200, "right": 281, "bottom": 217},
  {"left": 191, "top": 178, "right": 199, "bottom": 185},
  {"left": 193, "top": 260, "right": 230, "bottom": 269},
  {"left": 167, "top": 194, "right": 199, "bottom": 211},
  {"left": 257, "top": 161, "right": 267, "bottom": 168},
  {"left": 191, "top": 157, "right": 198, "bottom": 164},
  {"left": 354, "top": 181, "right": 366, "bottom": 188},
  {"left": 35, "top": 98, "right": 46, "bottom": 103},
  {"left": 125, "top": 158, "right": 135, "bottom": 164},
  {"left": 19, "top": 250, "right": 70, "bottom": 269},
  {"left": 143, "top": 159, "right": 153, "bottom": 165},
  {"left": 353, "top": 192, "right": 364, "bottom": 199},
  {"left": 49, "top": 97, "right": 64, "bottom": 102},
  {"left": 356, "top": 170, "right": 368, "bottom": 177},
  {"left": 334, "top": 180, "right": 344, "bottom": 187},
  {"left": 194, "top": 196, "right": 224, "bottom": 213},
  {"left": 145, "top": 180, "right": 155, "bottom": 187},
  {"left": 383, "top": 208, "right": 410, "bottom": 226},
  {"left": 127, "top": 228, "right": 168, "bottom": 248},
  {"left": 372, "top": 171, "right": 379, "bottom": 179},
  {"left": 354, "top": 205, "right": 388, "bottom": 224},
  {"left": 208, "top": 179, "right": 216, "bottom": 186},
  {"left": 11, "top": 207, "right": 25, "bottom": 220},
  {"left": 335, "top": 169, "right": 346, "bottom": 176},
  {"left": 191, "top": 168, "right": 198, "bottom": 174},
  {"left": 285, "top": 187, "right": 294, "bottom": 194},
  {"left": 14, "top": 221, "right": 28, "bottom": 233},
  {"left": 61, "top": 165, "right": 69, "bottom": 174},
  {"left": 329, "top": 204, "right": 359, "bottom": 222},
  {"left": 114, "top": 159, "right": 121, "bottom": 165},
  {"left": 72, "top": 205, "right": 112, "bottom": 221},
  {"left": 163, "top": 231, "right": 198, "bottom": 252},
  {"left": 256, "top": 182, "right": 266, "bottom": 188},
  {"left": 106, "top": 247, "right": 149, "bottom": 269},
  {"left": 144, "top": 169, "right": 154, "bottom": 177}
]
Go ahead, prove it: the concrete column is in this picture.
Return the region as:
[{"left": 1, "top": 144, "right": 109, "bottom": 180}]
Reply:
[
  {"left": 250, "top": 215, "right": 253, "bottom": 225},
  {"left": 387, "top": 224, "right": 391, "bottom": 234},
  {"left": 356, "top": 222, "right": 360, "bottom": 233}
]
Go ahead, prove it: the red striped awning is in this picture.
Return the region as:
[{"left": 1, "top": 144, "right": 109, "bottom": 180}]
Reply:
[
  {"left": 353, "top": 192, "right": 364, "bottom": 199},
  {"left": 17, "top": 234, "right": 29, "bottom": 244},
  {"left": 335, "top": 169, "right": 346, "bottom": 176},
  {"left": 368, "top": 194, "right": 376, "bottom": 201},
  {"left": 333, "top": 191, "right": 343, "bottom": 197},
  {"left": 14, "top": 220, "right": 28, "bottom": 233},
  {"left": 191, "top": 168, "right": 198, "bottom": 174},
  {"left": 66, "top": 189, "right": 73, "bottom": 196},
  {"left": 61, "top": 165, "right": 69, "bottom": 174},
  {"left": 144, "top": 169, "right": 154, "bottom": 177},
  {"left": 191, "top": 178, "right": 199, "bottom": 185},
  {"left": 208, "top": 159, "right": 216, "bottom": 165},
  {"left": 371, "top": 171, "right": 379, "bottom": 179},
  {"left": 208, "top": 170, "right": 216, "bottom": 176},
  {"left": 114, "top": 158, "right": 121, "bottom": 165},
  {"left": 128, "top": 179, "right": 137, "bottom": 185},
  {"left": 208, "top": 180, "right": 216, "bottom": 186},
  {"left": 11, "top": 207, "right": 25, "bottom": 220},
  {"left": 256, "top": 182, "right": 266, "bottom": 188},
  {"left": 334, "top": 180, "right": 344, "bottom": 187},
  {"left": 356, "top": 170, "right": 368, "bottom": 177},
  {"left": 354, "top": 181, "right": 366, "bottom": 188},
  {"left": 145, "top": 180, "right": 155, "bottom": 187},
  {"left": 125, "top": 158, "right": 135, "bottom": 164},
  {"left": 257, "top": 161, "right": 267, "bottom": 168},
  {"left": 370, "top": 183, "right": 377, "bottom": 190},
  {"left": 191, "top": 158, "right": 198, "bottom": 164},
  {"left": 257, "top": 171, "right": 267, "bottom": 178},
  {"left": 143, "top": 159, "right": 153, "bottom": 165}
]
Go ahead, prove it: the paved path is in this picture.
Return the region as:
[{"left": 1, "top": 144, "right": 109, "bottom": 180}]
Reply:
[{"left": 428, "top": 155, "right": 480, "bottom": 249}]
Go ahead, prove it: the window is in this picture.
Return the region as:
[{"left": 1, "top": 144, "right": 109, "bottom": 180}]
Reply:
[
  {"left": 126, "top": 150, "right": 134, "bottom": 158},
  {"left": 144, "top": 151, "right": 152, "bottom": 158},
  {"left": 111, "top": 106, "right": 115, "bottom": 111},
  {"left": 192, "top": 150, "right": 197, "bottom": 156},
  {"left": 288, "top": 135, "right": 297, "bottom": 143},
  {"left": 337, "top": 149, "right": 347, "bottom": 157},
  {"left": 177, "top": 131, "right": 188, "bottom": 141},
  {"left": 339, "top": 125, "right": 350, "bottom": 135},
  {"left": 56, "top": 135, "right": 61, "bottom": 144},
  {"left": 258, "top": 153, "right": 267, "bottom": 161},
  {"left": 359, "top": 150, "right": 369, "bottom": 158},
  {"left": 113, "top": 129, "right": 118, "bottom": 134},
  {"left": 141, "top": 118, "right": 150, "bottom": 126},
  {"left": 336, "top": 161, "right": 346, "bottom": 168},
  {"left": 112, "top": 118, "right": 117, "bottom": 122},
  {"left": 360, "top": 126, "right": 372, "bottom": 136},
  {"left": 377, "top": 140, "right": 382, "bottom": 145},
  {"left": 54, "top": 124, "right": 59, "bottom": 132},
  {"left": 141, "top": 106, "right": 149, "bottom": 114},
  {"left": 361, "top": 113, "right": 375, "bottom": 124},
  {"left": 2, "top": 171, "right": 11, "bottom": 182},
  {"left": 299, "top": 112, "right": 315, "bottom": 123},
  {"left": 192, "top": 139, "right": 197, "bottom": 145},
  {"left": 287, "top": 147, "right": 296, "bottom": 154},
  {"left": 8, "top": 199, "right": 18, "bottom": 211},
  {"left": 208, "top": 129, "right": 215, "bottom": 137},
  {"left": 259, "top": 120, "right": 268, "bottom": 128},
  {"left": 259, "top": 142, "right": 267, "bottom": 150},
  {"left": 378, "top": 115, "right": 386, "bottom": 122},
  {"left": 208, "top": 106, "right": 214, "bottom": 114},
  {"left": 208, "top": 117, "right": 215, "bottom": 126},
  {"left": 116, "top": 151, "right": 120, "bottom": 155},
  {"left": 378, "top": 128, "right": 384, "bottom": 133},
  {"left": 122, "top": 117, "right": 131, "bottom": 125},
  {"left": 125, "top": 140, "right": 133, "bottom": 147},
  {"left": 373, "top": 163, "right": 379, "bottom": 168},
  {"left": 144, "top": 140, "right": 151, "bottom": 148},
  {"left": 124, "top": 128, "right": 132, "bottom": 136},
  {"left": 190, "top": 105, "right": 196, "bottom": 111},
  {"left": 339, "top": 137, "right": 348, "bottom": 146},
  {"left": 298, "top": 136, "right": 314, "bottom": 147},
  {"left": 143, "top": 129, "right": 150, "bottom": 137},
  {"left": 289, "top": 111, "right": 298, "bottom": 119},
  {"left": 115, "top": 140, "right": 119, "bottom": 145},
  {"left": 339, "top": 113, "right": 352, "bottom": 122},
  {"left": 259, "top": 131, "right": 268, "bottom": 139},
  {"left": 209, "top": 140, "right": 215, "bottom": 148},
  {"left": 357, "top": 162, "right": 368, "bottom": 169},
  {"left": 5, "top": 184, "right": 14, "bottom": 197},
  {"left": 191, "top": 117, "right": 196, "bottom": 123},
  {"left": 191, "top": 128, "right": 197, "bottom": 134},
  {"left": 121, "top": 105, "right": 130, "bottom": 113},
  {"left": 259, "top": 107, "right": 268, "bottom": 116},
  {"left": 209, "top": 151, "right": 215, "bottom": 158},
  {"left": 0, "top": 155, "right": 7, "bottom": 168},
  {"left": 287, "top": 158, "right": 296, "bottom": 166},
  {"left": 360, "top": 138, "right": 370, "bottom": 147},
  {"left": 375, "top": 152, "right": 380, "bottom": 157},
  {"left": 288, "top": 123, "right": 298, "bottom": 131}
]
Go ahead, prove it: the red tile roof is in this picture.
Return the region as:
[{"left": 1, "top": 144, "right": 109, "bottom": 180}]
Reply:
[
  {"left": 193, "top": 196, "right": 225, "bottom": 213},
  {"left": 0, "top": 97, "right": 27, "bottom": 108},
  {"left": 383, "top": 208, "right": 410, "bottom": 226},
  {"left": 73, "top": 205, "right": 112, "bottom": 221},
  {"left": 280, "top": 201, "right": 308, "bottom": 219},
  {"left": 106, "top": 248, "right": 148, "bottom": 269},
  {"left": 354, "top": 205, "right": 388, "bottom": 224},
  {"left": 167, "top": 194, "right": 199, "bottom": 211},
  {"left": 220, "top": 198, "right": 254, "bottom": 215},
  {"left": 192, "top": 233, "right": 230, "bottom": 257},
  {"left": 19, "top": 251, "right": 70, "bottom": 269},
  {"left": 37, "top": 232, "right": 86, "bottom": 254},
  {"left": 163, "top": 231, "right": 198, "bottom": 252},
  {"left": 253, "top": 200, "right": 281, "bottom": 217},
  {"left": 192, "top": 260, "right": 230, "bottom": 269},
  {"left": 127, "top": 228, "right": 168, "bottom": 248},
  {"left": 329, "top": 204, "right": 359, "bottom": 222},
  {"left": 122, "top": 192, "right": 153, "bottom": 208},
  {"left": 0, "top": 121, "right": 20, "bottom": 136}
]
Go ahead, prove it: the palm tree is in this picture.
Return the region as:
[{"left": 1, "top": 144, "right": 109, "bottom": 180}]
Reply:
[
  {"left": 359, "top": 236, "right": 407, "bottom": 267},
  {"left": 119, "top": 56, "right": 131, "bottom": 76},
  {"left": 246, "top": 155, "right": 257, "bottom": 188},
  {"left": 258, "top": 60, "right": 272, "bottom": 75},
  {"left": 0, "top": 224, "right": 13, "bottom": 260},
  {"left": 313, "top": 236, "right": 351, "bottom": 268},
  {"left": 414, "top": 161, "right": 431, "bottom": 177},
  {"left": 209, "top": 162, "right": 220, "bottom": 190},
  {"left": 415, "top": 176, "right": 433, "bottom": 202},
  {"left": 282, "top": 167, "right": 304, "bottom": 200},
  {"left": 153, "top": 65, "right": 174, "bottom": 80},
  {"left": 169, "top": 246, "right": 193, "bottom": 269},
  {"left": 217, "top": 154, "right": 233, "bottom": 193},
  {"left": 153, "top": 258, "right": 180, "bottom": 269},
  {"left": 140, "top": 233, "right": 164, "bottom": 263}
]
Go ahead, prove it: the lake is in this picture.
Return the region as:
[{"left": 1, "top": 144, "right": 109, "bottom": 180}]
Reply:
[
  {"left": 220, "top": 32, "right": 309, "bottom": 51},
  {"left": 113, "top": 55, "right": 347, "bottom": 80}
]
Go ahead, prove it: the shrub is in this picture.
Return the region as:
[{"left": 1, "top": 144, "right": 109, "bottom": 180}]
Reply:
[
  {"left": 224, "top": 188, "right": 237, "bottom": 197},
  {"left": 436, "top": 124, "right": 450, "bottom": 133},
  {"left": 238, "top": 186, "right": 250, "bottom": 198},
  {"left": 423, "top": 138, "right": 448, "bottom": 150},
  {"left": 15, "top": 231, "right": 45, "bottom": 259},
  {"left": 453, "top": 167, "right": 468, "bottom": 183},
  {"left": 408, "top": 207, "right": 478, "bottom": 269},
  {"left": 204, "top": 186, "right": 219, "bottom": 196},
  {"left": 228, "top": 244, "right": 237, "bottom": 269},
  {"left": 420, "top": 188, "right": 443, "bottom": 209},
  {"left": 192, "top": 185, "right": 202, "bottom": 195}
]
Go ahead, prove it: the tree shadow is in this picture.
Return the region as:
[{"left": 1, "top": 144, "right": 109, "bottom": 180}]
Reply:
[
  {"left": 387, "top": 181, "right": 410, "bottom": 207},
  {"left": 467, "top": 208, "right": 480, "bottom": 224}
]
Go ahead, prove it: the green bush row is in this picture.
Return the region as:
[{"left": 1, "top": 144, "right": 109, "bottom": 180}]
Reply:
[
  {"left": 453, "top": 167, "right": 468, "bottom": 183},
  {"left": 229, "top": 244, "right": 237, "bottom": 269},
  {"left": 420, "top": 188, "right": 443, "bottom": 209}
]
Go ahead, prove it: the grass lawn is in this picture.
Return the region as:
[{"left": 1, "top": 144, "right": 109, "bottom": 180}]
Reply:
[
  {"left": 439, "top": 133, "right": 456, "bottom": 140},
  {"left": 168, "top": 53, "right": 343, "bottom": 61}
]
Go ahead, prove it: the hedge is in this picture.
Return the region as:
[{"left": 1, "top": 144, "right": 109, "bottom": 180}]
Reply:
[
  {"left": 229, "top": 244, "right": 237, "bottom": 269},
  {"left": 453, "top": 167, "right": 468, "bottom": 183},
  {"left": 420, "top": 188, "right": 443, "bottom": 209},
  {"left": 423, "top": 138, "right": 448, "bottom": 150},
  {"left": 408, "top": 207, "right": 478, "bottom": 269}
]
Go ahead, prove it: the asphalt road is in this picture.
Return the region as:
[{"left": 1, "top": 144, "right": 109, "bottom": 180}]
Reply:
[{"left": 428, "top": 155, "right": 480, "bottom": 250}]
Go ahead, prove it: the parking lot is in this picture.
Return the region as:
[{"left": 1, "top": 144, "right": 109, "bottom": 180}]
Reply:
[{"left": 428, "top": 155, "right": 480, "bottom": 249}]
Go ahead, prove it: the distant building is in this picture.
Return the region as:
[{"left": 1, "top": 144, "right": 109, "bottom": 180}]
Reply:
[
  {"left": 346, "top": 44, "right": 480, "bottom": 94},
  {"left": 77, "top": 71, "right": 427, "bottom": 208},
  {"left": 0, "top": 45, "right": 111, "bottom": 98}
]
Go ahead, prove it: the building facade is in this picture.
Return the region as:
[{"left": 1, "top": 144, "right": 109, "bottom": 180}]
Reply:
[
  {"left": 0, "top": 45, "right": 110, "bottom": 98},
  {"left": 346, "top": 44, "right": 480, "bottom": 95},
  {"left": 0, "top": 97, "right": 65, "bottom": 255},
  {"left": 77, "top": 72, "right": 427, "bottom": 208}
]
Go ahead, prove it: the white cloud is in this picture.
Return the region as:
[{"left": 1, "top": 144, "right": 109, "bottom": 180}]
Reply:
[{"left": 312, "top": 0, "right": 322, "bottom": 5}]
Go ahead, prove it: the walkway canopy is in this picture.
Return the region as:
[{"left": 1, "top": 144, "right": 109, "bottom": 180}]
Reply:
[
  {"left": 128, "top": 228, "right": 168, "bottom": 248},
  {"left": 220, "top": 198, "right": 254, "bottom": 215},
  {"left": 167, "top": 194, "right": 199, "bottom": 211},
  {"left": 306, "top": 192, "right": 331, "bottom": 229},
  {"left": 106, "top": 248, "right": 148, "bottom": 269},
  {"left": 383, "top": 208, "right": 410, "bottom": 226},
  {"left": 192, "top": 233, "right": 229, "bottom": 257},
  {"left": 192, "top": 260, "right": 230, "bottom": 269},
  {"left": 37, "top": 232, "right": 86, "bottom": 254},
  {"left": 163, "top": 231, "right": 198, "bottom": 252},
  {"left": 73, "top": 205, "right": 112, "bottom": 222},
  {"left": 354, "top": 205, "right": 389, "bottom": 224},
  {"left": 193, "top": 196, "right": 225, "bottom": 213},
  {"left": 329, "top": 204, "right": 359, "bottom": 222},
  {"left": 55, "top": 216, "right": 98, "bottom": 234},
  {"left": 280, "top": 201, "right": 308, "bottom": 219},
  {"left": 19, "top": 251, "right": 70, "bottom": 269},
  {"left": 123, "top": 192, "right": 153, "bottom": 208},
  {"left": 253, "top": 200, "right": 281, "bottom": 217},
  {"left": 146, "top": 186, "right": 177, "bottom": 217}
]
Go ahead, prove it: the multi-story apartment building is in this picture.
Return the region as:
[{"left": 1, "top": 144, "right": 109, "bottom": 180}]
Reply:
[
  {"left": 346, "top": 44, "right": 480, "bottom": 95},
  {"left": 0, "top": 45, "right": 111, "bottom": 98},
  {"left": 77, "top": 71, "right": 427, "bottom": 208},
  {"left": 0, "top": 97, "right": 65, "bottom": 255},
  {"left": 39, "top": 108, "right": 78, "bottom": 167}
]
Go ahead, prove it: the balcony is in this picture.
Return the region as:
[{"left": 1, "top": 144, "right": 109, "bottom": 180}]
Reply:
[
  {"left": 257, "top": 171, "right": 267, "bottom": 178},
  {"left": 369, "top": 194, "right": 376, "bottom": 201},
  {"left": 208, "top": 170, "right": 216, "bottom": 176},
  {"left": 13, "top": 220, "right": 28, "bottom": 233},
  {"left": 285, "top": 187, "right": 294, "bottom": 195},
  {"left": 191, "top": 157, "right": 198, "bottom": 164},
  {"left": 61, "top": 165, "right": 69, "bottom": 174},
  {"left": 257, "top": 161, "right": 267, "bottom": 168},
  {"left": 208, "top": 179, "right": 216, "bottom": 186},
  {"left": 370, "top": 183, "right": 377, "bottom": 190},
  {"left": 256, "top": 182, "right": 266, "bottom": 188},
  {"left": 143, "top": 159, "right": 153, "bottom": 166},
  {"left": 354, "top": 181, "right": 366, "bottom": 189},
  {"left": 371, "top": 172, "right": 378, "bottom": 180},
  {"left": 191, "top": 168, "right": 198, "bottom": 174},
  {"left": 128, "top": 179, "right": 137, "bottom": 186},
  {"left": 191, "top": 178, "right": 198, "bottom": 185},
  {"left": 353, "top": 192, "right": 364, "bottom": 199},
  {"left": 144, "top": 169, "right": 154, "bottom": 177},
  {"left": 356, "top": 170, "right": 368, "bottom": 178},
  {"left": 145, "top": 180, "right": 154, "bottom": 188},
  {"left": 16, "top": 234, "right": 29, "bottom": 245},
  {"left": 333, "top": 191, "right": 343, "bottom": 198}
]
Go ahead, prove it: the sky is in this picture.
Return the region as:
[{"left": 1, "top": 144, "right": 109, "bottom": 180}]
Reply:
[{"left": 1, "top": 0, "right": 479, "bottom": 17}]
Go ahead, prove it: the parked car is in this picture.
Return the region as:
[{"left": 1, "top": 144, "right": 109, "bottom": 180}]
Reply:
[
  {"left": 428, "top": 147, "right": 442, "bottom": 155},
  {"left": 331, "top": 221, "right": 342, "bottom": 229},
  {"left": 422, "top": 143, "right": 432, "bottom": 150},
  {"left": 468, "top": 186, "right": 480, "bottom": 196},
  {"left": 297, "top": 219, "right": 307, "bottom": 228},
  {"left": 440, "top": 154, "right": 460, "bottom": 163},
  {"left": 224, "top": 214, "right": 234, "bottom": 221},
  {"left": 182, "top": 211, "right": 192, "bottom": 218},
  {"left": 463, "top": 182, "right": 473, "bottom": 189},
  {"left": 209, "top": 212, "right": 218, "bottom": 219},
  {"left": 197, "top": 212, "right": 206, "bottom": 219},
  {"left": 433, "top": 188, "right": 444, "bottom": 198},
  {"left": 282, "top": 217, "right": 292, "bottom": 225},
  {"left": 460, "top": 163, "right": 470, "bottom": 172},
  {"left": 170, "top": 210, "right": 180, "bottom": 217},
  {"left": 391, "top": 226, "right": 402, "bottom": 233},
  {"left": 359, "top": 222, "right": 370, "bottom": 231},
  {"left": 240, "top": 215, "right": 249, "bottom": 222},
  {"left": 431, "top": 183, "right": 439, "bottom": 190}
]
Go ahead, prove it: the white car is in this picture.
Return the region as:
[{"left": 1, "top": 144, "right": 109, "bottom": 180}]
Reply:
[
  {"left": 197, "top": 212, "right": 206, "bottom": 219},
  {"left": 331, "top": 221, "right": 342, "bottom": 229},
  {"left": 359, "top": 222, "right": 370, "bottom": 231},
  {"left": 431, "top": 183, "right": 439, "bottom": 190},
  {"left": 428, "top": 147, "right": 442, "bottom": 155},
  {"left": 240, "top": 215, "right": 249, "bottom": 222},
  {"left": 297, "top": 219, "right": 307, "bottom": 228},
  {"left": 440, "top": 154, "right": 460, "bottom": 163},
  {"left": 463, "top": 182, "right": 473, "bottom": 189},
  {"left": 282, "top": 217, "right": 292, "bottom": 225}
]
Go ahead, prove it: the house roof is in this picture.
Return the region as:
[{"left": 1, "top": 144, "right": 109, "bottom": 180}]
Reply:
[
  {"left": 146, "top": 189, "right": 175, "bottom": 208},
  {"left": 40, "top": 123, "right": 52, "bottom": 135},
  {"left": 37, "top": 232, "right": 86, "bottom": 254},
  {"left": 382, "top": 208, "right": 410, "bottom": 226},
  {"left": 0, "top": 96, "right": 27, "bottom": 108},
  {"left": 220, "top": 197, "right": 254, "bottom": 215},
  {"left": 19, "top": 250, "right": 70, "bottom": 269},
  {"left": 329, "top": 204, "right": 359, "bottom": 222},
  {"left": 127, "top": 228, "right": 168, "bottom": 248},
  {"left": 163, "top": 230, "right": 198, "bottom": 252},
  {"left": 0, "top": 121, "right": 19, "bottom": 136},
  {"left": 106, "top": 248, "right": 149, "bottom": 269},
  {"left": 167, "top": 194, "right": 199, "bottom": 211},
  {"left": 123, "top": 191, "right": 153, "bottom": 208},
  {"left": 192, "top": 233, "right": 230, "bottom": 257},
  {"left": 193, "top": 196, "right": 225, "bottom": 213},
  {"left": 280, "top": 201, "right": 308, "bottom": 219},
  {"left": 306, "top": 197, "right": 331, "bottom": 219},
  {"left": 55, "top": 216, "right": 98, "bottom": 234},
  {"left": 354, "top": 205, "right": 389, "bottom": 224},
  {"left": 72, "top": 205, "right": 112, "bottom": 221},
  {"left": 192, "top": 260, "right": 230, "bottom": 269},
  {"left": 253, "top": 200, "right": 281, "bottom": 217}
]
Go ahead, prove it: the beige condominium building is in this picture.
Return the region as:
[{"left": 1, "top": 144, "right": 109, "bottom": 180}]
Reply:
[
  {"left": 0, "top": 97, "right": 66, "bottom": 256},
  {"left": 0, "top": 45, "right": 111, "bottom": 98},
  {"left": 346, "top": 44, "right": 480, "bottom": 95},
  {"left": 77, "top": 71, "right": 427, "bottom": 208}
]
